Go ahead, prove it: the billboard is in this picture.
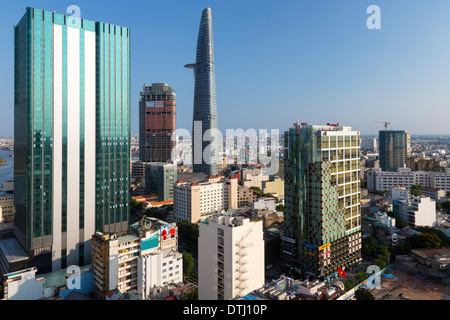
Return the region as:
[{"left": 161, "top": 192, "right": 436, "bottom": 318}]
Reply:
[
  {"left": 146, "top": 101, "right": 165, "bottom": 108},
  {"left": 141, "top": 233, "right": 159, "bottom": 254},
  {"left": 160, "top": 223, "right": 177, "bottom": 250}
]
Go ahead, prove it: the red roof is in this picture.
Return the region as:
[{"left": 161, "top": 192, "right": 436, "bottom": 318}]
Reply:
[{"left": 150, "top": 200, "right": 174, "bottom": 207}]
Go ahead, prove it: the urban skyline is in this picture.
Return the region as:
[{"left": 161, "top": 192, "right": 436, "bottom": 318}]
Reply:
[
  {"left": 1, "top": 0, "right": 450, "bottom": 304},
  {"left": 1, "top": 1, "right": 450, "bottom": 138}
]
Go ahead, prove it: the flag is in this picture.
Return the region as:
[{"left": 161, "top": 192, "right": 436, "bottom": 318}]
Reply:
[{"left": 337, "top": 266, "right": 346, "bottom": 278}]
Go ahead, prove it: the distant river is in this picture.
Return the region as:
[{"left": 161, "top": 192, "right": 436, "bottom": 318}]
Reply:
[{"left": 0, "top": 150, "right": 14, "bottom": 185}]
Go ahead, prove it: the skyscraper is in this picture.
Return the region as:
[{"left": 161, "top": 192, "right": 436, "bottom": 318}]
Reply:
[
  {"left": 144, "top": 163, "right": 177, "bottom": 202},
  {"left": 14, "top": 7, "right": 130, "bottom": 272},
  {"left": 185, "top": 8, "right": 219, "bottom": 175},
  {"left": 379, "top": 130, "right": 411, "bottom": 171},
  {"left": 282, "top": 123, "right": 362, "bottom": 279},
  {"left": 139, "top": 83, "right": 176, "bottom": 163}
]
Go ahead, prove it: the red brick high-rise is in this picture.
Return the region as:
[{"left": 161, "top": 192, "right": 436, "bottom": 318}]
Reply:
[{"left": 139, "top": 83, "right": 176, "bottom": 162}]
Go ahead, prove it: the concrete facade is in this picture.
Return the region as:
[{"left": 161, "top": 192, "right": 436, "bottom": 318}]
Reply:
[{"left": 198, "top": 213, "right": 264, "bottom": 300}]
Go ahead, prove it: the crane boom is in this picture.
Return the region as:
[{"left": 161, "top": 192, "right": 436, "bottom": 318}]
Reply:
[{"left": 374, "top": 121, "right": 391, "bottom": 131}]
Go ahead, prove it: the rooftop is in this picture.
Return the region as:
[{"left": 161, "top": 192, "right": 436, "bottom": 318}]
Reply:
[
  {"left": 130, "top": 216, "right": 170, "bottom": 234},
  {"left": 0, "top": 238, "right": 28, "bottom": 264},
  {"left": 117, "top": 234, "right": 140, "bottom": 244},
  {"left": 411, "top": 247, "right": 450, "bottom": 260},
  {"left": 41, "top": 265, "right": 93, "bottom": 289},
  {"left": 177, "top": 172, "right": 208, "bottom": 184}
]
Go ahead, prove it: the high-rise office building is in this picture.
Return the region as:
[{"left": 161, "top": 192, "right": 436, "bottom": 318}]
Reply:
[
  {"left": 139, "top": 83, "right": 176, "bottom": 163},
  {"left": 282, "top": 123, "right": 362, "bottom": 279},
  {"left": 379, "top": 130, "right": 411, "bottom": 171},
  {"left": 144, "top": 163, "right": 177, "bottom": 202},
  {"left": 185, "top": 8, "right": 219, "bottom": 175},
  {"left": 14, "top": 7, "right": 130, "bottom": 273}
]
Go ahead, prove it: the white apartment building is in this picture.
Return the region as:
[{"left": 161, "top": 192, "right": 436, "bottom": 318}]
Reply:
[
  {"left": 92, "top": 217, "right": 183, "bottom": 300},
  {"left": 198, "top": 212, "right": 264, "bottom": 300},
  {"left": 391, "top": 186, "right": 411, "bottom": 205},
  {"left": 253, "top": 198, "right": 276, "bottom": 212},
  {"left": 2, "top": 267, "right": 44, "bottom": 300},
  {"left": 367, "top": 168, "right": 450, "bottom": 192},
  {"left": 242, "top": 173, "right": 270, "bottom": 190},
  {"left": 405, "top": 197, "right": 437, "bottom": 227},
  {"left": 422, "top": 188, "right": 446, "bottom": 202},
  {"left": 173, "top": 175, "right": 238, "bottom": 223}
]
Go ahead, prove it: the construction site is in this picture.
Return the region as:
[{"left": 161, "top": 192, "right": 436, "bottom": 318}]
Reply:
[{"left": 371, "top": 264, "right": 450, "bottom": 300}]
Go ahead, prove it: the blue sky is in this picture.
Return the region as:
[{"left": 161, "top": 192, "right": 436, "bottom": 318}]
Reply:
[{"left": 1, "top": 0, "right": 450, "bottom": 137}]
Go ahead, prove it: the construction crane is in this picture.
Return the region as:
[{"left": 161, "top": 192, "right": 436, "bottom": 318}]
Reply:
[{"left": 374, "top": 121, "right": 391, "bottom": 131}]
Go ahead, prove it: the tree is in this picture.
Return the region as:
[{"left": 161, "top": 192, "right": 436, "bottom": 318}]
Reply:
[
  {"left": 413, "top": 227, "right": 450, "bottom": 246},
  {"left": 411, "top": 185, "right": 423, "bottom": 197},
  {"left": 178, "top": 221, "right": 199, "bottom": 245},
  {"left": 276, "top": 204, "right": 285, "bottom": 212},
  {"left": 182, "top": 251, "right": 195, "bottom": 277},
  {"left": 378, "top": 245, "right": 389, "bottom": 258},
  {"left": 355, "top": 272, "right": 368, "bottom": 284},
  {"left": 343, "top": 279, "right": 354, "bottom": 291},
  {"left": 250, "top": 186, "right": 262, "bottom": 194},
  {"left": 130, "top": 198, "right": 143, "bottom": 215},
  {"left": 411, "top": 233, "right": 442, "bottom": 249},
  {"left": 182, "top": 288, "right": 198, "bottom": 300},
  {"left": 145, "top": 207, "right": 164, "bottom": 220},
  {"left": 440, "top": 201, "right": 450, "bottom": 213},
  {"left": 395, "top": 219, "right": 409, "bottom": 229},
  {"left": 362, "top": 236, "right": 378, "bottom": 257},
  {"left": 375, "top": 258, "right": 387, "bottom": 270},
  {"left": 355, "top": 289, "right": 375, "bottom": 300}
]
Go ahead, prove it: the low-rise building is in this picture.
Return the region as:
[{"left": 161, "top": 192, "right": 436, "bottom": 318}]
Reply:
[
  {"left": 237, "top": 185, "right": 254, "bottom": 208},
  {"left": 240, "top": 276, "right": 348, "bottom": 301},
  {"left": 422, "top": 187, "right": 446, "bottom": 202},
  {"left": 91, "top": 217, "right": 183, "bottom": 300},
  {"left": 2, "top": 267, "right": 44, "bottom": 300},
  {"left": 391, "top": 186, "right": 411, "bottom": 205},
  {"left": 263, "top": 178, "right": 284, "bottom": 198},
  {"left": 406, "top": 196, "right": 438, "bottom": 227},
  {"left": 241, "top": 173, "right": 270, "bottom": 190},
  {"left": 397, "top": 248, "right": 450, "bottom": 280},
  {"left": 2, "top": 265, "right": 94, "bottom": 300},
  {"left": 367, "top": 167, "right": 450, "bottom": 192},
  {"left": 173, "top": 175, "right": 239, "bottom": 223}
]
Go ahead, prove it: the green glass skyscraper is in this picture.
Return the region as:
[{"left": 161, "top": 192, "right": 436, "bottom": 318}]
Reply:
[
  {"left": 14, "top": 7, "right": 130, "bottom": 272},
  {"left": 379, "top": 130, "right": 411, "bottom": 171},
  {"left": 282, "top": 123, "right": 362, "bottom": 279}
]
